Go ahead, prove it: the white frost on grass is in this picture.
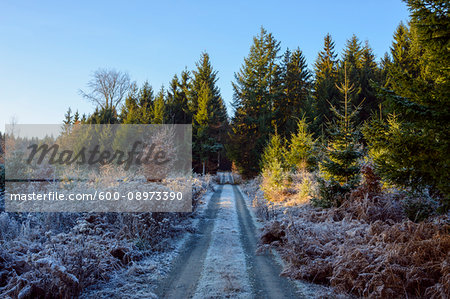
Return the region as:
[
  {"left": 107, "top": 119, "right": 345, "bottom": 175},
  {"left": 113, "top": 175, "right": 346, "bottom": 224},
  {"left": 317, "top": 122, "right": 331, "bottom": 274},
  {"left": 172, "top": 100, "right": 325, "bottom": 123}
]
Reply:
[
  {"left": 193, "top": 185, "right": 252, "bottom": 299},
  {"left": 80, "top": 185, "right": 217, "bottom": 299},
  {"left": 237, "top": 185, "right": 263, "bottom": 230},
  {"left": 242, "top": 180, "right": 347, "bottom": 298}
]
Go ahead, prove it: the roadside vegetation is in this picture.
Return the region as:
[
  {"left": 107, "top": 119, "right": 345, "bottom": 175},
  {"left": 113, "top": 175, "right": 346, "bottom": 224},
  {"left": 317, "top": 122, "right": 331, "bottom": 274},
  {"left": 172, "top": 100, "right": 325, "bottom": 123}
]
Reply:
[
  {"left": 238, "top": 1, "right": 449, "bottom": 297},
  {"left": 0, "top": 174, "right": 215, "bottom": 298}
]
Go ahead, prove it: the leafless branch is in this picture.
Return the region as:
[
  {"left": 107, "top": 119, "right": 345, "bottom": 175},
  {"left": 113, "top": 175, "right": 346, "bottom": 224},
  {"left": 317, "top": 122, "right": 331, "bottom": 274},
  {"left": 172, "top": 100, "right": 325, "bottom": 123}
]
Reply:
[{"left": 79, "top": 68, "right": 132, "bottom": 110}]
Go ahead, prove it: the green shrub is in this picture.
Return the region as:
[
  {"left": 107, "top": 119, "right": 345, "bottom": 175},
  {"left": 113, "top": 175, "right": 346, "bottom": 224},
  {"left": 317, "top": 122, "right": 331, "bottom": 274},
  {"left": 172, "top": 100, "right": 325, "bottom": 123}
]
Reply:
[
  {"left": 260, "top": 132, "right": 287, "bottom": 171},
  {"left": 402, "top": 193, "right": 438, "bottom": 222},
  {"left": 285, "top": 118, "right": 318, "bottom": 172},
  {"left": 261, "top": 159, "right": 288, "bottom": 201},
  {"left": 260, "top": 132, "right": 290, "bottom": 201},
  {"left": 311, "top": 177, "right": 349, "bottom": 208},
  {"left": 293, "top": 173, "right": 315, "bottom": 204}
]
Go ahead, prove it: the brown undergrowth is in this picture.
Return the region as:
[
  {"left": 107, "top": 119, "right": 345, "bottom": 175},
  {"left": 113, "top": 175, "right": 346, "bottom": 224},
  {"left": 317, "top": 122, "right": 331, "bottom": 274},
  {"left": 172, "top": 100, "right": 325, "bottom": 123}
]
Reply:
[
  {"left": 0, "top": 175, "right": 214, "bottom": 298},
  {"left": 254, "top": 165, "right": 450, "bottom": 298}
]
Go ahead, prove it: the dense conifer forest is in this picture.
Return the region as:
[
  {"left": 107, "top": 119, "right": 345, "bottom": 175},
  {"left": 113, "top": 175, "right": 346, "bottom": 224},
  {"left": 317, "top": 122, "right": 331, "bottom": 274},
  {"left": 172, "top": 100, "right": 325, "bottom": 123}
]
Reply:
[{"left": 47, "top": 0, "right": 449, "bottom": 210}]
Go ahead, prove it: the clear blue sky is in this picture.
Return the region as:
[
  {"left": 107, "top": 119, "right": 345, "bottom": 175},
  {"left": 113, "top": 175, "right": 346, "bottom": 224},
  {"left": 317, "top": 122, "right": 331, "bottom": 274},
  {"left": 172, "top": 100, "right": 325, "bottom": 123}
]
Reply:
[{"left": 0, "top": 0, "right": 410, "bottom": 129}]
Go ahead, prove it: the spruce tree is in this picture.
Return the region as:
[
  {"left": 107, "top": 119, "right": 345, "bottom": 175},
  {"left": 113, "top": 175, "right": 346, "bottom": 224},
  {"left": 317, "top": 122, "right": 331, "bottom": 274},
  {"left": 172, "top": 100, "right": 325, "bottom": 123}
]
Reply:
[
  {"left": 190, "top": 52, "right": 227, "bottom": 124},
  {"left": 319, "top": 62, "right": 362, "bottom": 205},
  {"left": 379, "top": 52, "right": 392, "bottom": 89},
  {"left": 85, "top": 107, "right": 119, "bottom": 124},
  {"left": 152, "top": 87, "right": 166, "bottom": 124},
  {"left": 260, "top": 131, "right": 287, "bottom": 196},
  {"left": 229, "top": 27, "right": 282, "bottom": 177},
  {"left": 285, "top": 118, "right": 317, "bottom": 172},
  {"left": 179, "top": 70, "right": 193, "bottom": 123},
  {"left": 358, "top": 41, "right": 381, "bottom": 122},
  {"left": 166, "top": 72, "right": 191, "bottom": 124},
  {"left": 342, "top": 35, "right": 362, "bottom": 70},
  {"left": 137, "top": 81, "right": 154, "bottom": 123},
  {"left": 120, "top": 82, "right": 155, "bottom": 124},
  {"left": 120, "top": 83, "right": 141, "bottom": 124},
  {"left": 364, "top": 3, "right": 449, "bottom": 206},
  {"left": 193, "top": 83, "right": 221, "bottom": 174},
  {"left": 312, "top": 33, "right": 339, "bottom": 136},
  {"left": 385, "top": 22, "right": 418, "bottom": 100},
  {"left": 63, "top": 107, "right": 73, "bottom": 125},
  {"left": 338, "top": 35, "right": 363, "bottom": 119},
  {"left": 336, "top": 36, "right": 382, "bottom": 125},
  {"left": 73, "top": 110, "right": 80, "bottom": 123},
  {"left": 276, "top": 48, "right": 312, "bottom": 139},
  {"left": 190, "top": 53, "right": 228, "bottom": 172},
  {"left": 260, "top": 129, "right": 286, "bottom": 171}
]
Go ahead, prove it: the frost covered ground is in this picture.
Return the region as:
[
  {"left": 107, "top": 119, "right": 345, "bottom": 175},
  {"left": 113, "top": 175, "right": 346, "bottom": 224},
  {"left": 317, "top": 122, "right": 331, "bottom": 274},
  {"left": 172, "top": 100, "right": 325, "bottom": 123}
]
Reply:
[
  {"left": 8, "top": 170, "right": 432, "bottom": 298},
  {"left": 81, "top": 188, "right": 217, "bottom": 299},
  {"left": 0, "top": 175, "right": 215, "bottom": 298},
  {"left": 241, "top": 170, "right": 450, "bottom": 299},
  {"left": 156, "top": 173, "right": 333, "bottom": 298},
  {"left": 80, "top": 173, "right": 337, "bottom": 299},
  {"left": 193, "top": 185, "right": 251, "bottom": 298}
]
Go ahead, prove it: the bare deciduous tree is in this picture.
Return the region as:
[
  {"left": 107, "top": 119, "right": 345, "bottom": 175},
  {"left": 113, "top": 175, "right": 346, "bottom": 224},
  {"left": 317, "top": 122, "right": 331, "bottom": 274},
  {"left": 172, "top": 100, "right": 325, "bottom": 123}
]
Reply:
[{"left": 79, "top": 68, "right": 132, "bottom": 109}]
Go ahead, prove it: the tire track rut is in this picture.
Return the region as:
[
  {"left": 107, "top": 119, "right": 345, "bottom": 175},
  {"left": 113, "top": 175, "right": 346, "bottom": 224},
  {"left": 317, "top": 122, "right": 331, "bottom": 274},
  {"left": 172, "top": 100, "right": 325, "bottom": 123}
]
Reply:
[
  {"left": 155, "top": 185, "right": 223, "bottom": 298},
  {"left": 233, "top": 184, "right": 300, "bottom": 298}
]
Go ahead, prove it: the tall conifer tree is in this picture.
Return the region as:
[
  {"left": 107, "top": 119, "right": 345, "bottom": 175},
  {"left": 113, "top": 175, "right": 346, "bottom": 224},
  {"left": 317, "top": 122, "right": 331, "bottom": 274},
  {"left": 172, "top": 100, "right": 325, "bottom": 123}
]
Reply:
[
  {"left": 320, "top": 62, "right": 362, "bottom": 199},
  {"left": 229, "top": 27, "right": 282, "bottom": 177},
  {"left": 152, "top": 87, "right": 166, "bottom": 124},
  {"left": 190, "top": 53, "right": 228, "bottom": 172},
  {"left": 193, "top": 83, "right": 221, "bottom": 174},
  {"left": 276, "top": 48, "right": 312, "bottom": 138},
  {"left": 313, "top": 34, "right": 339, "bottom": 135},
  {"left": 166, "top": 73, "right": 191, "bottom": 124},
  {"left": 364, "top": 2, "right": 449, "bottom": 206},
  {"left": 358, "top": 41, "right": 380, "bottom": 122}
]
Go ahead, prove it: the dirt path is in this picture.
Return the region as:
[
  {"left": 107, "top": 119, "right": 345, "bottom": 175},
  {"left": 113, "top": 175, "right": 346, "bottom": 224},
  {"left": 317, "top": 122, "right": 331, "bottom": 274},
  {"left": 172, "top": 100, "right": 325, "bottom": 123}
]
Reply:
[
  {"left": 232, "top": 184, "right": 300, "bottom": 298},
  {"left": 155, "top": 185, "right": 224, "bottom": 298},
  {"left": 156, "top": 173, "right": 303, "bottom": 298}
]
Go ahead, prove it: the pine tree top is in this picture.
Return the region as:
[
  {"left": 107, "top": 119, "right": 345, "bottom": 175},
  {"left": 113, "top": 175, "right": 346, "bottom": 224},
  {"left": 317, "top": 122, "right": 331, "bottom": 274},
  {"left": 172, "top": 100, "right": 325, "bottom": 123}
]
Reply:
[{"left": 314, "top": 33, "right": 338, "bottom": 78}]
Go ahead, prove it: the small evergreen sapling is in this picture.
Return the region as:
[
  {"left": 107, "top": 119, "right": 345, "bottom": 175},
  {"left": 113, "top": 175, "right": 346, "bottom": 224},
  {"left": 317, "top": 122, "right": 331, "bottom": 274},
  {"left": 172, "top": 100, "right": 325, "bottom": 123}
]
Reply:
[
  {"left": 260, "top": 131, "right": 288, "bottom": 200},
  {"left": 315, "top": 62, "right": 363, "bottom": 207},
  {"left": 285, "top": 118, "right": 317, "bottom": 172}
]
